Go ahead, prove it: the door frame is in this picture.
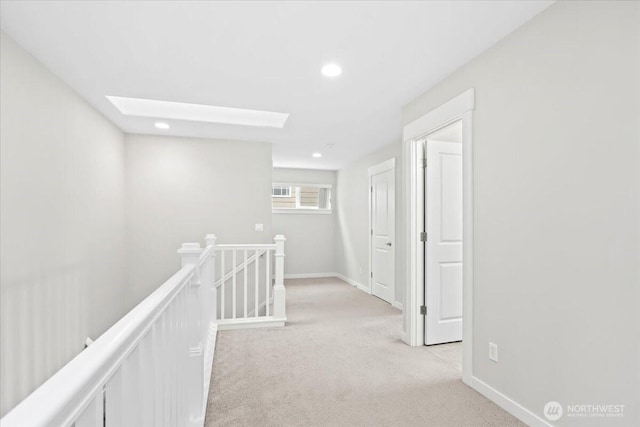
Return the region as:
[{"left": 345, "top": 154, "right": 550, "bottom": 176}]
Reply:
[
  {"left": 401, "top": 88, "right": 474, "bottom": 385},
  {"left": 368, "top": 158, "right": 396, "bottom": 300}
]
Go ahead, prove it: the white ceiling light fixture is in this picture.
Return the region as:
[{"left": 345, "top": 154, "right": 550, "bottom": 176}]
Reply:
[
  {"left": 154, "top": 122, "right": 170, "bottom": 129},
  {"left": 312, "top": 152, "right": 322, "bottom": 158},
  {"left": 321, "top": 63, "right": 342, "bottom": 78},
  {"left": 107, "top": 96, "right": 290, "bottom": 128}
]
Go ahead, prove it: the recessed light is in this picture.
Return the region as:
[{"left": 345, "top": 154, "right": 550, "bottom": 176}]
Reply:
[
  {"left": 321, "top": 63, "right": 342, "bottom": 78},
  {"left": 107, "top": 96, "right": 289, "bottom": 128},
  {"left": 155, "top": 122, "right": 170, "bottom": 129},
  {"left": 312, "top": 153, "right": 322, "bottom": 158}
]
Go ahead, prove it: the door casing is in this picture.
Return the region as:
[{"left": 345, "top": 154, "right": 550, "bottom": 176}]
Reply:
[{"left": 401, "top": 88, "right": 474, "bottom": 386}]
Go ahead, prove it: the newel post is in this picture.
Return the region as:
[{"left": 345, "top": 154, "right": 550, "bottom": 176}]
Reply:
[
  {"left": 178, "top": 242, "right": 204, "bottom": 425},
  {"left": 203, "top": 234, "right": 217, "bottom": 340},
  {"left": 273, "top": 235, "right": 286, "bottom": 320}
]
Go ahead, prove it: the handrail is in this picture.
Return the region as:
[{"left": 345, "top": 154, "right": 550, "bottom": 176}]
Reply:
[{"left": 0, "top": 265, "right": 195, "bottom": 427}]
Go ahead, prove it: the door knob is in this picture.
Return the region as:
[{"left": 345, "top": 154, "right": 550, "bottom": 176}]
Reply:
[{"left": 386, "top": 242, "right": 392, "bottom": 246}]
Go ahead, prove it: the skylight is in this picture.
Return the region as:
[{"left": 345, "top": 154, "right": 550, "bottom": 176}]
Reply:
[{"left": 106, "top": 96, "right": 290, "bottom": 128}]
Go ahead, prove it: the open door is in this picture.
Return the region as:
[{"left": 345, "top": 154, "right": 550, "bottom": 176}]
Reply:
[{"left": 424, "top": 140, "right": 463, "bottom": 345}]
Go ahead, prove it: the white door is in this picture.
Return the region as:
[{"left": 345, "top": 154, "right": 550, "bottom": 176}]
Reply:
[
  {"left": 425, "top": 140, "right": 463, "bottom": 345},
  {"left": 369, "top": 160, "right": 395, "bottom": 304}
]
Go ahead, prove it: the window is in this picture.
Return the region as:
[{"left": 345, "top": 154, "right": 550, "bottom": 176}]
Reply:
[
  {"left": 272, "top": 183, "right": 332, "bottom": 214},
  {"left": 272, "top": 186, "right": 291, "bottom": 197}
]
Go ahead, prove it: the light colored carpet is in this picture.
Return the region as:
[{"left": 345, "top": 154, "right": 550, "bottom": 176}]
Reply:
[{"left": 205, "top": 278, "right": 524, "bottom": 427}]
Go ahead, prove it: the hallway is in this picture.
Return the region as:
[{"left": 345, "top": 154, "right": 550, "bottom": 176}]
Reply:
[{"left": 205, "top": 278, "right": 523, "bottom": 426}]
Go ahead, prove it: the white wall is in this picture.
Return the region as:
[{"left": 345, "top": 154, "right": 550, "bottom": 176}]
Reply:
[
  {"left": 403, "top": 1, "right": 639, "bottom": 425},
  {"left": 125, "top": 135, "right": 273, "bottom": 305},
  {"left": 272, "top": 168, "right": 336, "bottom": 276},
  {"left": 0, "top": 33, "right": 127, "bottom": 416},
  {"left": 335, "top": 142, "right": 404, "bottom": 308}
]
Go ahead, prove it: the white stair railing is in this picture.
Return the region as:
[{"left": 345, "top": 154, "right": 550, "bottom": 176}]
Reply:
[
  {"left": 0, "top": 234, "right": 286, "bottom": 426},
  {"left": 214, "top": 235, "right": 287, "bottom": 330},
  {"left": 0, "top": 234, "right": 219, "bottom": 427}
]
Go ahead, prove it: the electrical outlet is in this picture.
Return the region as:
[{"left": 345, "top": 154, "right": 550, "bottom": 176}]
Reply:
[
  {"left": 489, "top": 342, "right": 498, "bottom": 362},
  {"left": 255, "top": 224, "right": 264, "bottom": 232}
]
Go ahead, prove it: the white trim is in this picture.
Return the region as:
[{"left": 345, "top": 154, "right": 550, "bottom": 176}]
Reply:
[
  {"left": 333, "top": 273, "right": 360, "bottom": 288},
  {"left": 403, "top": 89, "right": 475, "bottom": 141},
  {"left": 367, "top": 157, "right": 395, "bottom": 176},
  {"left": 461, "top": 111, "right": 474, "bottom": 385},
  {"left": 271, "top": 183, "right": 333, "bottom": 212},
  {"left": 401, "top": 137, "right": 423, "bottom": 346},
  {"left": 216, "top": 317, "right": 286, "bottom": 330},
  {"left": 283, "top": 272, "right": 337, "bottom": 279},
  {"left": 470, "top": 377, "right": 551, "bottom": 427},
  {"left": 402, "top": 89, "right": 475, "bottom": 387},
  {"left": 272, "top": 182, "right": 333, "bottom": 189},
  {"left": 356, "top": 282, "right": 372, "bottom": 294},
  {"left": 334, "top": 272, "right": 401, "bottom": 307},
  {"left": 368, "top": 157, "right": 396, "bottom": 301},
  {"left": 272, "top": 209, "right": 333, "bottom": 215}
]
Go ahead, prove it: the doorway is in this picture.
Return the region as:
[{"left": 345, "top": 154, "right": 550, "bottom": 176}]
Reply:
[
  {"left": 368, "top": 158, "right": 395, "bottom": 304},
  {"left": 401, "top": 88, "right": 474, "bottom": 385},
  {"left": 423, "top": 122, "right": 463, "bottom": 345}
]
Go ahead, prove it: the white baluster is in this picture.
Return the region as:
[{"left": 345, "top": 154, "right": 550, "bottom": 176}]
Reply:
[
  {"left": 265, "top": 250, "right": 271, "bottom": 316},
  {"left": 232, "top": 250, "right": 237, "bottom": 319},
  {"left": 122, "top": 347, "right": 141, "bottom": 425},
  {"left": 167, "top": 301, "right": 175, "bottom": 426},
  {"left": 180, "top": 288, "right": 188, "bottom": 426},
  {"left": 151, "top": 323, "right": 162, "bottom": 426},
  {"left": 204, "top": 234, "right": 217, "bottom": 338},
  {"left": 273, "top": 235, "right": 286, "bottom": 320},
  {"left": 243, "top": 250, "right": 248, "bottom": 318},
  {"left": 220, "top": 251, "right": 225, "bottom": 320},
  {"left": 254, "top": 250, "right": 259, "bottom": 317},
  {"left": 75, "top": 391, "right": 103, "bottom": 427},
  {"left": 105, "top": 367, "right": 123, "bottom": 426}
]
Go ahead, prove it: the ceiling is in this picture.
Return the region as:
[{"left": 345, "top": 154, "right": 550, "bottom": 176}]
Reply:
[{"left": 0, "top": 1, "right": 553, "bottom": 170}]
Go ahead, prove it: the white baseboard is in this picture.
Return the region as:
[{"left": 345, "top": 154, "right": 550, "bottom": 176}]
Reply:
[
  {"left": 217, "top": 317, "right": 286, "bottom": 330},
  {"left": 334, "top": 273, "right": 371, "bottom": 294},
  {"left": 392, "top": 301, "right": 404, "bottom": 310},
  {"left": 287, "top": 272, "right": 371, "bottom": 296},
  {"left": 284, "top": 272, "right": 338, "bottom": 279},
  {"left": 470, "top": 376, "right": 551, "bottom": 427},
  {"left": 334, "top": 273, "right": 358, "bottom": 287},
  {"left": 400, "top": 330, "right": 409, "bottom": 345},
  {"left": 356, "top": 282, "right": 372, "bottom": 294}
]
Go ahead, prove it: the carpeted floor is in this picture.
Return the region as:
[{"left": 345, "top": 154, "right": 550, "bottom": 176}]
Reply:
[{"left": 204, "top": 278, "right": 524, "bottom": 427}]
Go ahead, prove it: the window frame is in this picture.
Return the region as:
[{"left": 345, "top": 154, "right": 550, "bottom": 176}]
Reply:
[{"left": 272, "top": 182, "right": 333, "bottom": 214}]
